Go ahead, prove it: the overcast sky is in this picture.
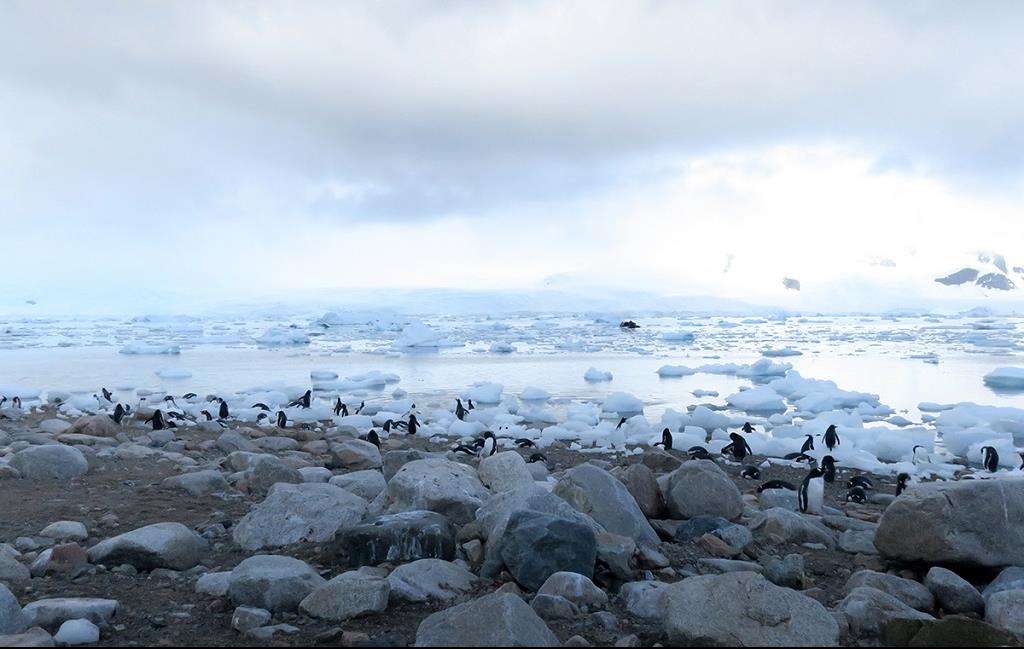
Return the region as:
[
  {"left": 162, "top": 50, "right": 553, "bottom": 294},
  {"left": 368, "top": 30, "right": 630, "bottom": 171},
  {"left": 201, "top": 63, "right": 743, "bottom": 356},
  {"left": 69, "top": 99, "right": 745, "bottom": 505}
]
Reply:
[{"left": 2, "top": 1, "right": 1024, "bottom": 313}]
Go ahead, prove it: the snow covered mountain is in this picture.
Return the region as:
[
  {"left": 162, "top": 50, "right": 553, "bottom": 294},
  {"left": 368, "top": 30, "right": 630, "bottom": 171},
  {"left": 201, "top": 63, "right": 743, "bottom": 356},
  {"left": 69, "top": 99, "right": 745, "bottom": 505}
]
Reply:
[{"left": 935, "top": 252, "right": 1023, "bottom": 291}]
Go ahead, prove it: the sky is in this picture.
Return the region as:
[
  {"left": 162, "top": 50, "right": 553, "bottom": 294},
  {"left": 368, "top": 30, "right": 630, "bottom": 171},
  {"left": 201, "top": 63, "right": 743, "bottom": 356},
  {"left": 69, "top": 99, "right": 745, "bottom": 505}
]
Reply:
[{"left": 2, "top": 1, "right": 1024, "bottom": 314}]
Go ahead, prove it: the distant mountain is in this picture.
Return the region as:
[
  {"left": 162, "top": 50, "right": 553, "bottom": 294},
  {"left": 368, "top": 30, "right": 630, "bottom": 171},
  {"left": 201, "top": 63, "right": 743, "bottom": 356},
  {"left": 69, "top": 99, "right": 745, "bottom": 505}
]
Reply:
[{"left": 935, "top": 252, "right": 1021, "bottom": 291}]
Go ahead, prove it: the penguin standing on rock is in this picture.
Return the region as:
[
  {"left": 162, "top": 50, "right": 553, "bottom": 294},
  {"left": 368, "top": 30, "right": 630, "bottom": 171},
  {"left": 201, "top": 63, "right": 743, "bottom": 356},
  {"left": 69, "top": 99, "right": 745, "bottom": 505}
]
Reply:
[
  {"left": 455, "top": 399, "right": 467, "bottom": 421},
  {"left": 480, "top": 431, "right": 497, "bottom": 457},
  {"left": 688, "top": 446, "right": 713, "bottom": 460},
  {"left": 145, "top": 409, "right": 166, "bottom": 431},
  {"left": 824, "top": 425, "right": 840, "bottom": 451},
  {"left": 722, "top": 432, "right": 753, "bottom": 461},
  {"left": 895, "top": 472, "right": 911, "bottom": 496},
  {"left": 982, "top": 446, "right": 1000, "bottom": 472},
  {"left": 820, "top": 455, "right": 837, "bottom": 483},
  {"left": 109, "top": 403, "right": 126, "bottom": 425},
  {"left": 406, "top": 414, "right": 419, "bottom": 435},
  {"left": 362, "top": 429, "right": 381, "bottom": 449},
  {"left": 276, "top": 411, "right": 287, "bottom": 428},
  {"left": 654, "top": 428, "right": 674, "bottom": 451},
  {"left": 800, "top": 435, "right": 815, "bottom": 454},
  {"left": 218, "top": 399, "right": 229, "bottom": 420},
  {"left": 799, "top": 467, "right": 826, "bottom": 514}
]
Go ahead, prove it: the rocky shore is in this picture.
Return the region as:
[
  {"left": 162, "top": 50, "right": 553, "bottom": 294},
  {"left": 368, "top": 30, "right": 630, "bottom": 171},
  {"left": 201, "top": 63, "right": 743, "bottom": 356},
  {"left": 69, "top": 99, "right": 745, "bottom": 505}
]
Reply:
[{"left": 2, "top": 404, "right": 1024, "bottom": 647}]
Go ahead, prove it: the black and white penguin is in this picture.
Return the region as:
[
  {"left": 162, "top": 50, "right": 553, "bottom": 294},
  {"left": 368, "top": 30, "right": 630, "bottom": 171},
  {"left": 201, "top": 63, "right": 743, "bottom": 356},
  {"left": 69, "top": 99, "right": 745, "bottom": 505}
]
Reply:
[
  {"left": 333, "top": 398, "right": 343, "bottom": 417},
  {"left": 12, "top": 396, "right": 22, "bottom": 409},
  {"left": 406, "top": 414, "right": 419, "bottom": 435},
  {"left": 145, "top": 409, "right": 165, "bottom": 431},
  {"left": 784, "top": 452, "right": 816, "bottom": 464},
  {"left": 982, "top": 446, "right": 1000, "bottom": 473},
  {"left": 355, "top": 401, "right": 365, "bottom": 415},
  {"left": 363, "top": 429, "right": 381, "bottom": 449},
  {"left": 289, "top": 390, "right": 312, "bottom": 409},
  {"left": 480, "top": 431, "right": 497, "bottom": 457},
  {"left": 183, "top": 392, "right": 198, "bottom": 400},
  {"left": 742, "top": 422, "right": 755, "bottom": 434},
  {"left": 912, "top": 445, "right": 930, "bottom": 465},
  {"left": 722, "top": 432, "right": 753, "bottom": 461},
  {"left": 101, "top": 387, "right": 113, "bottom": 402},
  {"left": 256, "top": 413, "right": 268, "bottom": 423},
  {"left": 846, "top": 486, "right": 868, "bottom": 503},
  {"left": 276, "top": 411, "right": 287, "bottom": 428},
  {"left": 654, "top": 428, "right": 674, "bottom": 451},
  {"left": 688, "top": 446, "right": 712, "bottom": 460},
  {"left": 1019, "top": 452, "right": 1024, "bottom": 471},
  {"left": 109, "top": 403, "right": 126, "bottom": 425},
  {"left": 164, "top": 395, "right": 178, "bottom": 409},
  {"left": 799, "top": 467, "right": 826, "bottom": 514},
  {"left": 740, "top": 466, "right": 761, "bottom": 480},
  {"left": 528, "top": 452, "right": 547, "bottom": 464},
  {"left": 824, "top": 424, "right": 840, "bottom": 451},
  {"left": 515, "top": 438, "right": 536, "bottom": 448},
  {"left": 616, "top": 417, "right": 627, "bottom": 430},
  {"left": 846, "top": 475, "right": 873, "bottom": 491},
  {"left": 452, "top": 443, "right": 477, "bottom": 455},
  {"left": 455, "top": 399, "right": 467, "bottom": 421},
  {"left": 251, "top": 402, "right": 271, "bottom": 411},
  {"left": 800, "top": 434, "right": 815, "bottom": 454},
  {"left": 383, "top": 420, "right": 393, "bottom": 434},
  {"left": 218, "top": 400, "right": 229, "bottom": 420},
  {"left": 895, "top": 472, "right": 911, "bottom": 496},
  {"left": 757, "top": 479, "right": 797, "bottom": 492},
  {"left": 201, "top": 410, "right": 213, "bottom": 421},
  {"left": 820, "top": 455, "right": 837, "bottom": 483},
  {"left": 467, "top": 399, "right": 475, "bottom": 410}
]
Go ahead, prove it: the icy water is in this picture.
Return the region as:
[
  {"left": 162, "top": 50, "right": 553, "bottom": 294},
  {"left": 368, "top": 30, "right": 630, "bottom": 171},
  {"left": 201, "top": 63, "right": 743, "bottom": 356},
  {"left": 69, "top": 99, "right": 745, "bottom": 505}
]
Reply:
[{"left": 2, "top": 311, "right": 1023, "bottom": 419}]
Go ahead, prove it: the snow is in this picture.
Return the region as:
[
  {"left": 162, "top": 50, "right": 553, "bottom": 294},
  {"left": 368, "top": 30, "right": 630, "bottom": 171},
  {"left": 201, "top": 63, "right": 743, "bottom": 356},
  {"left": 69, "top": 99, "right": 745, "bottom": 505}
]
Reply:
[{"left": 601, "top": 392, "right": 644, "bottom": 414}]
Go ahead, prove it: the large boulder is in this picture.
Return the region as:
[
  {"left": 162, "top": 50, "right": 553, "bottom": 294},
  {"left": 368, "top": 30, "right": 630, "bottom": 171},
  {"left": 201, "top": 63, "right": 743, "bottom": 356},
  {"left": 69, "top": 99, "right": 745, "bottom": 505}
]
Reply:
[
  {"left": 838, "top": 586, "right": 934, "bottom": 643},
  {"left": 924, "top": 567, "right": 984, "bottom": 615},
  {"left": 386, "top": 458, "right": 489, "bottom": 525},
  {"left": 9, "top": 445, "right": 88, "bottom": 480},
  {"left": 985, "top": 590, "right": 1024, "bottom": 639},
  {"left": 478, "top": 452, "right": 534, "bottom": 493},
  {"left": 233, "top": 483, "right": 368, "bottom": 551},
  {"left": 330, "top": 511, "right": 455, "bottom": 568},
  {"left": 20, "top": 598, "right": 118, "bottom": 631},
  {"left": 87, "top": 522, "right": 206, "bottom": 570},
  {"left": 247, "top": 456, "right": 303, "bottom": 496},
  {"left": 536, "top": 572, "right": 608, "bottom": 609},
  {"left": 0, "top": 584, "right": 27, "bottom": 635},
  {"left": 415, "top": 592, "right": 559, "bottom": 647},
  {"left": 66, "top": 415, "right": 119, "bottom": 438},
  {"left": 328, "top": 440, "right": 383, "bottom": 471},
  {"left": 663, "top": 460, "right": 742, "bottom": 521},
  {"left": 386, "top": 559, "right": 478, "bottom": 603},
  {"left": 620, "top": 464, "right": 666, "bottom": 519},
  {"left": 227, "top": 555, "right": 326, "bottom": 613},
  {"left": 299, "top": 571, "right": 389, "bottom": 621},
  {"left": 0, "top": 553, "right": 30, "bottom": 585},
  {"left": 749, "top": 508, "right": 836, "bottom": 548},
  {"left": 661, "top": 572, "right": 839, "bottom": 646},
  {"left": 500, "top": 510, "right": 597, "bottom": 591},
  {"left": 382, "top": 449, "right": 434, "bottom": 481},
  {"left": 162, "top": 470, "right": 228, "bottom": 496},
  {"left": 553, "top": 464, "right": 659, "bottom": 546},
  {"left": 846, "top": 570, "right": 935, "bottom": 613},
  {"left": 329, "top": 470, "right": 387, "bottom": 500},
  {"left": 875, "top": 480, "right": 1024, "bottom": 567}
]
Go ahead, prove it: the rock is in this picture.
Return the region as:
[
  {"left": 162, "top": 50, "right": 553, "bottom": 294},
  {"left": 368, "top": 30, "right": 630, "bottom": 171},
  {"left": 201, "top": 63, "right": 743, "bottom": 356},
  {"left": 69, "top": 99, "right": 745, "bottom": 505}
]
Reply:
[
  {"left": 38, "top": 522, "right": 87, "bottom": 542},
  {"left": 904, "top": 615, "right": 1018, "bottom": 647},
  {"left": 298, "top": 466, "right": 332, "bottom": 483},
  {"left": 847, "top": 570, "right": 934, "bottom": 612},
  {"left": 838, "top": 529, "right": 878, "bottom": 555},
  {"left": 762, "top": 553, "right": 805, "bottom": 589},
  {"left": 475, "top": 484, "right": 604, "bottom": 579},
  {"left": 983, "top": 566, "right": 1024, "bottom": 601},
  {"left": 299, "top": 571, "right": 389, "bottom": 621},
  {"left": 382, "top": 449, "right": 433, "bottom": 481},
  {"left": 255, "top": 436, "right": 299, "bottom": 452},
  {"left": 674, "top": 516, "right": 733, "bottom": 541},
  {"left": 21, "top": 599, "right": 118, "bottom": 631},
  {"left": 595, "top": 533, "right": 636, "bottom": 580},
  {"left": 52, "top": 619, "right": 98, "bottom": 646},
  {"left": 641, "top": 448, "right": 682, "bottom": 473},
  {"left": 415, "top": 592, "right": 559, "bottom": 647},
  {"left": 838, "top": 586, "right": 933, "bottom": 643},
  {"left": 0, "top": 553, "right": 30, "bottom": 585},
  {"left": 231, "top": 606, "right": 271, "bottom": 632},
  {"left": 620, "top": 464, "right": 665, "bottom": 519},
  {"left": 66, "top": 415, "right": 118, "bottom": 438},
  {"left": 386, "top": 458, "right": 489, "bottom": 525},
  {"left": 386, "top": 559, "right": 478, "bottom": 603},
  {"left": 661, "top": 572, "right": 839, "bottom": 645},
  {"left": 500, "top": 510, "right": 597, "bottom": 591},
  {"left": 216, "top": 431, "right": 258, "bottom": 453},
  {"left": 330, "top": 511, "right": 455, "bottom": 568},
  {"left": 758, "top": 488, "right": 799, "bottom": 511},
  {"left": 875, "top": 480, "right": 1024, "bottom": 568},
  {"left": 478, "top": 452, "right": 534, "bottom": 493},
  {"left": 663, "top": 460, "right": 742, "bottom": 521},
  {"left": 195, "top": 571, "right": 231, "bottom": 597},
  {"left": 247, "top": 456, "right": 303, "bottom": 496},
  {"left": 329, "top": 470, "right": 387, "bottom": 500},
  {"left": 749, "top": 508, "right": 836, "bottom": 548},
  {"left": 233, "top": 482, "right": 368, "bottom": 551},
  {"left": 0, "top": 584, "right": 28, "bottom": 635},
  {"left": 697, "top": 558, "right": 763, "bottom": 575},
  {"left": 553, "top": 464, "right": 659, "bottom": 546},
  {"left": 9, "top": 446, "right": 88, "bottom": 480},
  {"left": 227, "top": 555, "right": 326, "bottom": 613},
  {"left": 924, "top": 567, "right": 984, "bottom": 615},
  {"left": 29, "top": 544, "right": 88, "bottom": 578},
  {"left": 530, "top": 594, "right": 579, "bottom": 620},
  {"left": 329, "top": 440, "right": 383, "bottom": 471},
  {"left": 162, "top": 470, "right": 228, "bottom": 496},
  {"left": 537, "top": 572, "right": 608, "bottom": 609},
  {"left": 87, "top": 522, "right": 205, "bottom": 571},
  {"left": 246, "top": 623, "right": 300, "bottom": 640},
  {"left": 619, "top": 581, "right": 670, "bottom": 619},
  {"left": 986, "top": 590, "right": 1024, "bottom": 639},
  {"left": 0, "top": 627, "right": 53, "bottom": 647}
]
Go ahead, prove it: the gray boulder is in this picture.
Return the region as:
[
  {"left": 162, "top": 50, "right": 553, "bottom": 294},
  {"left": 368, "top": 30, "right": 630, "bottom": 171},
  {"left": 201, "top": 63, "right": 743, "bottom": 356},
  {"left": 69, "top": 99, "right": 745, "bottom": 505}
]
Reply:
[
  {"left": 0, "top": 553, "right": 30, "bottom": 585},
  {"left": 228, "top": 555, "right": 326, "bottom": 613},
  {"left": 299, "top": 571, "right": 389, "bottom": 621},
  {"left": 500, "top": 511, "right": 597, "bottom": 591},
  {"left": 846, "top": 570, "right": 934, "bottom": 612},
  {"left": 664, "top": 460, "right": 742, "bottom": 521},
  {"left": 162, "top": 470, "right": 228, "bottom": 495},
  {"left": 382, "top": 449, "right": 433, "bottom": 481},
  {"left": 536, "top": 572, "right": 608, "bottom": 609},
  {"left": 875, "top": 480, "right": 1024, "bottom": 567},
  {"left": 329, "top": 440, "right": 383, "bottom": 471},
  {"left": 386, "top": 559, "right": 478, "bottom": 603},
  {"left": 986, "top": 590, "right": 1024, "bottom": 639},
  {"left": 9, "top": 445, "right": 88, "bottom": 480},
  {"left": 415, "top": 592, "right": 559, "bottom": 647},
  {"left": 983, "top": 566, "right": 1024, "bottom": 601},
  {"left": 925, "top": 567, "right": 984, "bottom": 615},
  {"left": 620, "top": 464, "right": 665, "bottom": 519},
  {"left": 330, "top": 511, "right": 454, "bottom": 568},
  {"left": 233, "top": 482, "right": 367, "bottom": 551},
  {"left": 554, "top": 464, "right": 659, "bottom": 546},
  {"left": 478, "top": 452, "right": 534, "bottom": 493},
  {"left": 247, "top": 456, "right": 303, "bottom": 496},
  {"left": 217, "top": 430, "right": 258, "bottom": 453},
  {"left": 21, "top": 597, "right": 118, "bottom": 631},
  {"left": 88, "top": 522, "right": 205, "bottom": 570},
  {"left": 329, "top": 470, "right": 386, "bottom": 500},
  {"left": 838, "top": 586, "right": 933, "bottom": 643},
  {"left": 619, "top": 581, "right": 670, "bottom": 619},
  {"left": 0, "top": 584, "right": 27, "bottom": 635},
  {"left": 661, "top": 572, "right": 839, "bottom": 645},
  {"left": 749, "top": 508, "right": 835, "bottom": 548},
  {"left": 387, "top": 458, "right": 489, "bottom": 525}
]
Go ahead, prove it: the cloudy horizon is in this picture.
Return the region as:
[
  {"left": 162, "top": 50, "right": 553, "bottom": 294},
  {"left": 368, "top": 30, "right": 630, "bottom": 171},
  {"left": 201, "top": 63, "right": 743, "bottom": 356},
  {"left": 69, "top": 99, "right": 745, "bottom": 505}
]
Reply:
[{"left": 3, "top": 1, "right": 1024, "bottom": 315}]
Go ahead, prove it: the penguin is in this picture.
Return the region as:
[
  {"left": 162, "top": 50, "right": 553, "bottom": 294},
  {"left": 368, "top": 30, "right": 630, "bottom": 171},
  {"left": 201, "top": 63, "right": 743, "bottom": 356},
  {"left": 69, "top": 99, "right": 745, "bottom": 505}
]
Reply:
[
  {"left": 276, "top": 411, "right": 287, "bottom": 428},
  {"left": 515, "top": 438, "right": 537, "bottom": 448},
  {"left": 109, "top": 403, "right": 126, "bottom": 425},
  {"left": 383, "top": 419, "right": 393, "bottom": 434},
  {"left": 218, "top": 400, "right": 229, "bottom": 420},
  {"left": 452, "top": 444, "right": 478, "bottom": 455},
  {"left": 688, "top": 446, "right": 712, "bottom": 460},
  {"left": 895, "top": 472, "right": 910, "bottom": 496},
  {"left": 742, "top": 422, "right": 755, "bottom": 434},
  {"left": 164, "top": 395, "right": 178, "bottom": 409},
  {"left": 654, "top": 428, "right": 674, "bottom": 451},
  {"left": 824, "top": 424, "right": 840, "bottom": 451},
  {"left": 528, "top": 452, "right": 548, "bottom": 464},
  {"left": 363, "top": 429, "right": 381, "bottom": 449},
  {"left": 101, "top": 387, "right": 113, "bottom": 402},
  {"left": 406, "top": 414, "right": 419, "bottom": 435},
  {"left": 183, "top": 393, "right": 198, "bottom": 400},
  {"left": 256, "top": 412, "right": 268, "bottom": 423},
  {"left": 846, "top": 475, "right": 873, "bottom": 491},
  {"left": 251, "top": 403, "right": 271, "bottom": 411},
  {"left": 1018, "top": 452, "right": 1024, "bottom": 471},
  {"left": 145, "top": 409, "right": 165, "bottom": 431},
  {"left": 722, "top": 432, "right": 753, "bottom": 461},
  {"left": 0, "top": 396, "right": 5, "bottom": 409},
  {"left": 467, "top": 399, "right": 475, "bottom": 410},
  {"left": 616, "top": 417, "right": 627, "bottom": 430},
  {"left": 12, "top": 396, "right": 22, "bottom": 409},
  {"left": 799, "top": 467, "right": 826, "bottom": 514},
  {"left": 480, "top": 431, "right": 497, "bottom": 457},
  {"left": 982, "top": 446, "right": 1000, "bottom": 472},
  {"left": 846, "top": 486, "right": 868, "bottom": 503},
  {"left": 333, "top": 398, "right": 344, "bottom": 417},
  {"left": 166, "top": 411, "right": 186, "bottom": 421},
  {"left": 784, "top": 452, "right": 816, "bottom": 464},
  {"left": 757, "top": 480, "right": 797, "bottom": 492},
  {"left": 455, "top": 399, "right": 467, "bottom": 421},
  {"left": 820, "top": 455, "right": 837, "bottom": 483},
  {"left": 912, "top": 445, "right": 930, "bottom": 465},
  {"left": 800, "top": 434, "right": 815, "bottom": 453},
  {"left": 355, "top": 401, "right": 365, "bottom": 415},
  {"left": 740, "top": 466, "right": 761, "bottom": 480},
  {"left": 200, "top": 410, "right": 213, "bottom": 421},
  {"left": 289, "top": 390, "right": 312, "bottom": 409}
]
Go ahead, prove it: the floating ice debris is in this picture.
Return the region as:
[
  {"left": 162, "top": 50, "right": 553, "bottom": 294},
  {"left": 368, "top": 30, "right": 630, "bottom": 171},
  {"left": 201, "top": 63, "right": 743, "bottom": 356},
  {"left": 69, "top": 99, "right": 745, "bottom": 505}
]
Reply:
[
  {"left": 310, "top": 370, "right": 339, "bottom": 381},
  {"left": 584, "top": 367, "right": 613, "bottom": 382},
  {"left": 600, "top": 392, "right": 644, "bottom": 414},
  {"left": 983, "top": 367, "right": 1024, "bottom": 390},
  {"left": 691, "top": 389, "right": 719, "bottom": 397},
  {"left": 725, "top": 387, "right": 787, "bottom": 413},
  {"left": 463, "top": 382, "right": 504, "bottom": 404},
  {"left": 119, "top": 343, "right": 181, "bottom": 355},
  {"left": 761, "top": 347, "right": 802, "bottom": 357},
  {"left": 662, "top": 331, "right": 696, "bottom": 343},
  {"left": 489, "top": 342, "right": 515, "bottom": 353},
  {"left": 393, "top": 321, "right": 458, "bottom": 349},
  {"left": 520, "top": 386, "right": 551, "bottom": 402},
  {"left": 657, "top": 365, "right": 696, "bottom": 377},
  {"left": 155, "top": 367, "right": 192, "bottom": 379},
  {"left": 255, "top": 328, "right": 311, "bottom": 346}
]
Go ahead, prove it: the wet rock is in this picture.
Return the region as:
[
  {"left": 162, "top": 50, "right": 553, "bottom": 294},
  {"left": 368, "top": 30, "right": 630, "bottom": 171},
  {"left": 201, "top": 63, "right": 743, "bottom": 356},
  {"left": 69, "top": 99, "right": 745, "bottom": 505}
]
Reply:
[
  {"left": 299, "top": 571, "right": 390, "bottom": 621},
  {"left": 9, "top": 445, "right": 88, "bottom": 480},
  {"left": 553, "top": 464, "right": 659, "bottom": 546},
  {"left": 330, "top": 511, "right": 455, "bottom": 569},
  {"left": 924, "top": 567, "right": 984, "bottom": 615},
  {"left": 233, "top": 482, "right": 368, "bottom": 551},
  {"left": 386, "top": 559, "right": 478, "bottom": 603},
  {"left": 88, "top": 522, "right": 206, "bottom": 571},
  {"left": 386, "top": 459, "right": 489, "bottom": 525},
  {"left": 227, "top": 555, "right": 326, "bottom": 613},
  {"left": 664, "top": 460, "right": 743, "bottom": 521},
  {"left": 415, "top": 592, "right": 559, "bottom": 647}
]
